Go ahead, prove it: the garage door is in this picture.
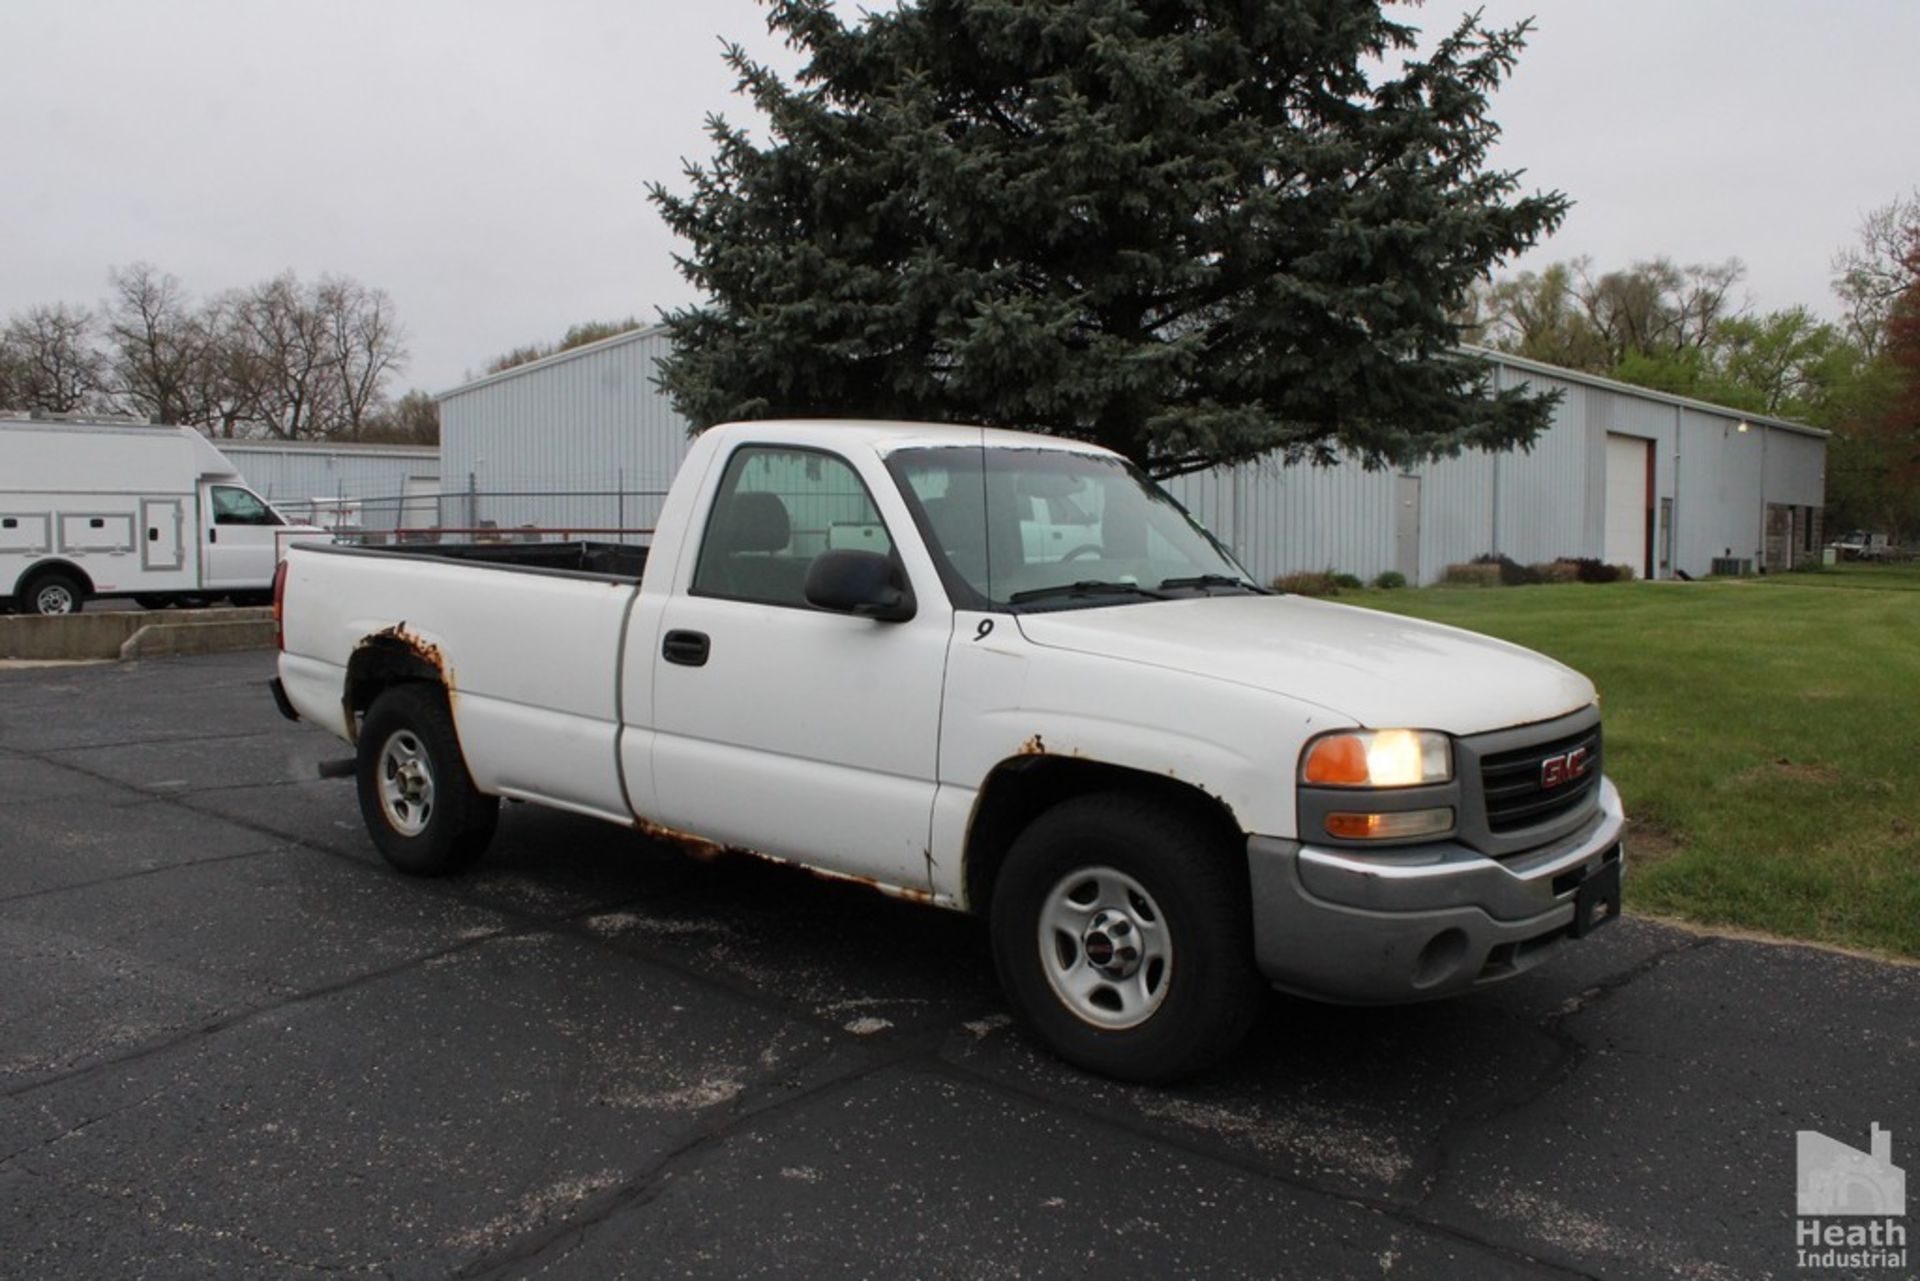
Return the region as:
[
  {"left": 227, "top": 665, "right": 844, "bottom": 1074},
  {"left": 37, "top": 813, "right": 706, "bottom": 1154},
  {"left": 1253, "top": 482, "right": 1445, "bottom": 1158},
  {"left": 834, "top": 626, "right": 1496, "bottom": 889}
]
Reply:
[{"left": 1603, "top": 434, "right": 1651, "bottom": 577}]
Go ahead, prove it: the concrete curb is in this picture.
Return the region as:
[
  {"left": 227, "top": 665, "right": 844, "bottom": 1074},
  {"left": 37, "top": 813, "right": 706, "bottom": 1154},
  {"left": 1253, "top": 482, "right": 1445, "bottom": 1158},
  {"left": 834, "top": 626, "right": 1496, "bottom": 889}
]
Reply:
[
  {"left": 0, "top": 608, "right": 273, "bottom": 661},
  {"left": 119, "top": 618, "right": 277, "bottom": 660}
]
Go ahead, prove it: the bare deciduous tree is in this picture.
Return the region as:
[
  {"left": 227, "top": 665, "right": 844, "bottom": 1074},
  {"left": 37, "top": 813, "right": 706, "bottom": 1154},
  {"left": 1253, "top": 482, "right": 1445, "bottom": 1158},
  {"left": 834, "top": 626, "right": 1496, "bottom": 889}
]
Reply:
[
  {"left": 232, "top": 273, "right": 342, "bottom": 439},
  {"left": 317, "top": 276, "right": 407, "bottom": 440},
  {"left": 1, "top": 303, "right": 107, "bottom": 414},
  {"left": 1574, "top": 257, "right": 1746, "bottom": 366},
  {"left": 104, "top": 262, "right": 209, "bottom": 425},
  {"left": 1833, "top": 191, "right": 1920, "bottom": 357},
  {"left": 191, "top": 293, "right": 270, "bottom": 438}
]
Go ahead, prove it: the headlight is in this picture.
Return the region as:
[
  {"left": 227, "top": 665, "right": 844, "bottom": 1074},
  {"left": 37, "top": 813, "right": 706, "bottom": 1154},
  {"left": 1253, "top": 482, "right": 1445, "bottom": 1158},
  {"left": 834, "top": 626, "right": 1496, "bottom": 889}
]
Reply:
[{"left": 1300, "top": 729, "right": 1451, "bottom": 788}]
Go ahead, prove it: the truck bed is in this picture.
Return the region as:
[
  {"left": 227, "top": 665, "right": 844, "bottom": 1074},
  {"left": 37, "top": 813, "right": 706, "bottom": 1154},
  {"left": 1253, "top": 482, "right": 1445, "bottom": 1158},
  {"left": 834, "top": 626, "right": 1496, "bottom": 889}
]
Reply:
[{"left": 362, "top": 539, "right": 649, "bottom": 581}]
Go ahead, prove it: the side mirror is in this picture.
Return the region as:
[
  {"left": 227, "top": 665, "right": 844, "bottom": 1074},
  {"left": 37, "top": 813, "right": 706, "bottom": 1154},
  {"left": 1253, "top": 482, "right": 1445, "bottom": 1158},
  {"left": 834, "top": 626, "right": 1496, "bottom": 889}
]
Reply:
[{"left": 804, "top": 549, "right": 916, "bottom": 623}]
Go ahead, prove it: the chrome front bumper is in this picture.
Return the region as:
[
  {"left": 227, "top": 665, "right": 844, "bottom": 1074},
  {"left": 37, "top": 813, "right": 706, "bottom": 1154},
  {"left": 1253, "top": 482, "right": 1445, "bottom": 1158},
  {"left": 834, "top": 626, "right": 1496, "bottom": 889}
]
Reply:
[{"left": 1246, "top": 777, "right": 1627, "bottom": 1004}]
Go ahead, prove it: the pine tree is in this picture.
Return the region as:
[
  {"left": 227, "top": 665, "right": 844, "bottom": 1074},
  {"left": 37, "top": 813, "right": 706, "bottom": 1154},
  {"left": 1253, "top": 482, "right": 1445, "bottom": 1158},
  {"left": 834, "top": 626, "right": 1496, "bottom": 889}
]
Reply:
[{"left": 651, "top": 0, "right": 1568, "bottom": 476}]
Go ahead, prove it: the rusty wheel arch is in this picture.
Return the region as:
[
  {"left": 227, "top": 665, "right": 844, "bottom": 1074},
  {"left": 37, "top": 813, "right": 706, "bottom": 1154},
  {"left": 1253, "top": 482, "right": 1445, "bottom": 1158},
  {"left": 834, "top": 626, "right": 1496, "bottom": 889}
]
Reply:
[
  {"left": 963, "top": 755, "right": 1245, "bottom": 915},
  {"left": 342, "top": 627, "right": 452, "bottom": 743}
]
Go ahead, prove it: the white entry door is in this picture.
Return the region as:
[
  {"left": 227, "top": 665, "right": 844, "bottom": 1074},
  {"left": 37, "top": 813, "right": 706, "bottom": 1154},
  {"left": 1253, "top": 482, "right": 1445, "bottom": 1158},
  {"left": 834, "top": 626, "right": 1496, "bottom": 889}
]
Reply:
[
  {"left": 1393, "top": 474, "right": 1421, "bottom": 583},
  {"left": 1603, "top": 434, "right": 1652, "bottom": 577}
]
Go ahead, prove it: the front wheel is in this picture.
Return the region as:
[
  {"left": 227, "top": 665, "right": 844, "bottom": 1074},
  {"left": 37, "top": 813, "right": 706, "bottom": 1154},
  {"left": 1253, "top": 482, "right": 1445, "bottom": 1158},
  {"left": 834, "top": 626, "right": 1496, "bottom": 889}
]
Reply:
[
  {"left": 355, "top": 684, "right": 499, "bottom": 875},
  {"left": 28, "top": 572, "right": 85, "bottom": 616},
  {"left": 989, "top": 794, "right": 1264, "bottom": 1083}
]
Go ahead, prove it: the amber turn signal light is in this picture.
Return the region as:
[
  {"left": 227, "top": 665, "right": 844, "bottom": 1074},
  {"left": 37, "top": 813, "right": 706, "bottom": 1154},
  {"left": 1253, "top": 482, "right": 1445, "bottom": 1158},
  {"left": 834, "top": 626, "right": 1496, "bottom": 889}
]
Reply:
[{"left": 1325, "top": 807, "right": 1454, "bottom": 841}]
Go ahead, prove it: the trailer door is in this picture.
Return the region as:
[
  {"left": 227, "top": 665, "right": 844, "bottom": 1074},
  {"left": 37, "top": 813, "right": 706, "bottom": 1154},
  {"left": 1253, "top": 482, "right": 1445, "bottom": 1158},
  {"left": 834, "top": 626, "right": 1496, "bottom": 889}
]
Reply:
[{"left": 141, "top": 499, "right": 185, "bottom": 572}]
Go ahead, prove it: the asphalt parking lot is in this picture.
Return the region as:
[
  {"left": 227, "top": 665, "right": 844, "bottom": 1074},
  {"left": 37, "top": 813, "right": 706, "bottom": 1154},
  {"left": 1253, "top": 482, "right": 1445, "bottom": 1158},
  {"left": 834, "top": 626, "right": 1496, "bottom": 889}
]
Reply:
[{"left": 2, "top": 652, "right": 1916, "bottom": 1279}]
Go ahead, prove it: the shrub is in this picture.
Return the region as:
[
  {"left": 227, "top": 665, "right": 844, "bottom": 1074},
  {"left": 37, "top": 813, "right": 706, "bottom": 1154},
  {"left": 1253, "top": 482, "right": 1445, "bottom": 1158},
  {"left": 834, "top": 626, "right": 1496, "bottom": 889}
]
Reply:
[
  {"left": 1557, "top": 557, "right": 1621, "bottom": 584},
  {"left": 1272, "top": 570, "right": 1341, "bottom": 596},
  {"left": 1611, "top": 563, "right": 1636, "bottom": 582},
  {"left": 1372, "top": 570, "right": 1407, "bottom": 590},
  {"left": 1472, "top": 552, "right": 1542, "bottom": 586},
  {"left": 1332, "top": 572, "right": 1364, "bottom": 590},
  {"left": 1442, "top": 563, "right": 1502, "bottom": 587},
  {"left": 1535, "top": 560, "right": 1579, "bottom": 584}
]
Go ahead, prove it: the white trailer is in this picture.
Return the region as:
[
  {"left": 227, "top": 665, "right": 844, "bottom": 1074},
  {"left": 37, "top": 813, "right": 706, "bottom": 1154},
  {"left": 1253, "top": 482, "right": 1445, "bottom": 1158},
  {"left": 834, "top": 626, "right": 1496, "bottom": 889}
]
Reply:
[{"left": 0, "top": 420, "right": 327, "bottom": 614}]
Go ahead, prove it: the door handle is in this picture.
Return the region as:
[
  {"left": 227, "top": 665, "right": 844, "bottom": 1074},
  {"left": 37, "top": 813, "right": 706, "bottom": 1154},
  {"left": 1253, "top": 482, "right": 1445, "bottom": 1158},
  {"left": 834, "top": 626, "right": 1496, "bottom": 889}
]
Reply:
[
  {"left": 209, "top": 528, "right": 218, "bottom": 543},
  {"left": 662, "top": 629, "right": 710, "bottom": 667}
]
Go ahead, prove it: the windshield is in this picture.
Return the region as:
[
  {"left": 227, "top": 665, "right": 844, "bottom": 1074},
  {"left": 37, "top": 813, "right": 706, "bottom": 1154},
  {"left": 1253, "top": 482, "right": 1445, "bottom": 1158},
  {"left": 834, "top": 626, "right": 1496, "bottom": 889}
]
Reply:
[{"left": 885, "top": 445, "right": 1258, "bottom": 611}]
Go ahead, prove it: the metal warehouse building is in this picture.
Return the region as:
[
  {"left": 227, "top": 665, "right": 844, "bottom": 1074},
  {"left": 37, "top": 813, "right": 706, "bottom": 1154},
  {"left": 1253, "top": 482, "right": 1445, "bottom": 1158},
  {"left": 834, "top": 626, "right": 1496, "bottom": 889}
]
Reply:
[
  {"left": 438, "top": 328, "right": 1828, "bottom": 583},
  {"left": 223, "top": 439, "right": 441, "bottom": 536}
]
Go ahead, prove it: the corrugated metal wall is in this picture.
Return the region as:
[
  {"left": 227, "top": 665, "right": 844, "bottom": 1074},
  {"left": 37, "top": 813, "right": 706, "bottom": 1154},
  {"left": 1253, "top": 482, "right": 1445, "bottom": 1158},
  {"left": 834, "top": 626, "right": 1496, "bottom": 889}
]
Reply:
[
  {"left": 1175, "top": 357, "right": 1827, "bottom": 584},
  {"left": 222, "top": 442, "right": 440, "bottom": 532},
  {"left": 437, "top": 336, "right": 1829, "bottom": 583},
  {"left": 438, "top": 327, "right": 690, "bottom": 536}
]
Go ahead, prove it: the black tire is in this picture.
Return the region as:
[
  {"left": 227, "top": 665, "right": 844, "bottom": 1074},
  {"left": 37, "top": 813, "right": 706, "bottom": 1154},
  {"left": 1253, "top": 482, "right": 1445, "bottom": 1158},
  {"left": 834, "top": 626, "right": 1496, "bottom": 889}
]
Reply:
[
  {"left": 355, "top": 684, "right": 499, "bottom": 875},
  {"left": 25, "top": 571, "right": 85, "bottom": 616},
  {"left": 990, "top": 793, "right": 1263, "bottom": 1083}
]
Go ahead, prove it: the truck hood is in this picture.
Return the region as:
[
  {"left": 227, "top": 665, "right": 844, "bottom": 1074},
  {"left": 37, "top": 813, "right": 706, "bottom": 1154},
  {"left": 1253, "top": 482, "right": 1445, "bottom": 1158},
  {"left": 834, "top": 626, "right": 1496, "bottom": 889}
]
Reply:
[{"left": 1013, "top": 595, "right": 1594, "bottom": 736}]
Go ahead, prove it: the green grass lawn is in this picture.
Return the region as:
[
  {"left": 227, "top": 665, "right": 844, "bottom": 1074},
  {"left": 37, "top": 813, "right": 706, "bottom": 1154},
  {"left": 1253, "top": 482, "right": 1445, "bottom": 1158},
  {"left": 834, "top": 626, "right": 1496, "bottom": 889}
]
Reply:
[{"left": 1343, "top": 562, "right": 1920, "bottom": 959}]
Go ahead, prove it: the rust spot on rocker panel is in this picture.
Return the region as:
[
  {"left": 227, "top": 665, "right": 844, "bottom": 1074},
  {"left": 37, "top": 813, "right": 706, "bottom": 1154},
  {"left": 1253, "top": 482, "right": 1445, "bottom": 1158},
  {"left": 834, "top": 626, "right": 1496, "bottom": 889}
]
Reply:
[
  {"left": 630, "top": 817, "right": 937, "bottom": 905},
  {"left": 632, "top": 817, "right": 728, "bottom": 861}
]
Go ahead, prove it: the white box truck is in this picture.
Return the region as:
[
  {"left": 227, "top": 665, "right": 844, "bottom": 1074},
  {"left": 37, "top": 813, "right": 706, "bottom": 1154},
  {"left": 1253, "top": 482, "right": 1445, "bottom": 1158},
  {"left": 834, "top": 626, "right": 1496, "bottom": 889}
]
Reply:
[{"left": 0, "top": 419, "right": 328, "bottom": 615}]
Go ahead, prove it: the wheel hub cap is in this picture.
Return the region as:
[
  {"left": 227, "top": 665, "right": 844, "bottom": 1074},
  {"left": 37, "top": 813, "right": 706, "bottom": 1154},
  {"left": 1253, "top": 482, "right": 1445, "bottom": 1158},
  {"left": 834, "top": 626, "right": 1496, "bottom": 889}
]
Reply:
[
  {"left": 1082, "top": 909, "right": 1143, "bottom": 978},
  {"left": 1037, "top": 866, "right": 1172, "bottom": 1030},
  {"left": 376, "top": 731, "right": 435, "bottom": 837}
]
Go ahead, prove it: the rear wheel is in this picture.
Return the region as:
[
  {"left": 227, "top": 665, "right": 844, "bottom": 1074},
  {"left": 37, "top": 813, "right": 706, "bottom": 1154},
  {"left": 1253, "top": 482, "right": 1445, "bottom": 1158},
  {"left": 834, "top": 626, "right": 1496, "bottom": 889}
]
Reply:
[
  {"left": 990, "top": 794, "right": 1264, "bottom": 1083},
  {"left": 27, "top": 572, "right": 85, "bottom": 616},
  {"left": 355, "top": 684, "right": 498, "bottom": 875}
]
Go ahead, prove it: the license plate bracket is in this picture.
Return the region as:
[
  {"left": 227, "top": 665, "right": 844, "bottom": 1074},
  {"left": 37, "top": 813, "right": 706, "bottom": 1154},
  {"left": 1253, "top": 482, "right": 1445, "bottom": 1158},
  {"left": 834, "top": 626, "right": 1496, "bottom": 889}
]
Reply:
[{"left": 1569, "top": 856, "right": 1622, "bottom": 938}]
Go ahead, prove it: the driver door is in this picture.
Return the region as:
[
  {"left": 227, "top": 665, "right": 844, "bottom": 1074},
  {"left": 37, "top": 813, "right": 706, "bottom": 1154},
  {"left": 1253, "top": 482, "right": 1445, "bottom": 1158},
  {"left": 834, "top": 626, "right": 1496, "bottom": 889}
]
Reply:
[
  {"left": 645, "top": 444, "right": 950, "bottom": 893},
  {"left": 201, "top": 484, "right": 283, "bottom": 591}
]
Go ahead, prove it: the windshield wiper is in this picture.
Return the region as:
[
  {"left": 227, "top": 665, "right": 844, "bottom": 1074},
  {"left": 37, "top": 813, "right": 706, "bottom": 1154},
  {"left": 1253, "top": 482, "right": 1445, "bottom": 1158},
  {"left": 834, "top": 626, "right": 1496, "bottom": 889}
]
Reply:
[
  {"left": 1008, "top": 580, "right": 1169, "bottom": 605},
  {"left": 1156, "top": 573, "right": 1265, "bottom": 594}
]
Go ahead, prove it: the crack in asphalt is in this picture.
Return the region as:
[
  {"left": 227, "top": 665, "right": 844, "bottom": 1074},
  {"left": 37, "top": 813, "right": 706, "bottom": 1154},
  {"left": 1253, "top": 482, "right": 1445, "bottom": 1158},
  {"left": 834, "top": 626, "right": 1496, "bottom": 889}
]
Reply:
[
  {"left": 0, "top": 923, "right": 525, "bottom": 1103},
  {"left": 450, "top": 1035, "right": 948, "bottom": 1281},
  {"left": 1398, "top": 934, "right": 1719, "bottom": 1208},
  {"left": 922, "top": 1055, "right": 1609, "bottom": 1281},
  {"left": 12, "top": 728, "right": 285, "bottom": 755},
  {"left": 0, "top": 843, "right": 287, "bottom": 907},
  {"left": 0, "top": 1080, "right": 176, "bottom": 1170}
]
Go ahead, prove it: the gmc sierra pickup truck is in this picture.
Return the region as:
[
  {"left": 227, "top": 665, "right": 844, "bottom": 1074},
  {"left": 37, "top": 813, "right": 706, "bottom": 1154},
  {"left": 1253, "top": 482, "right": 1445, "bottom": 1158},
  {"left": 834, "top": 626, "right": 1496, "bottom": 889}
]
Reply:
[{"left": 272, "top": 420, "right": 1624, "bottom": 1082}]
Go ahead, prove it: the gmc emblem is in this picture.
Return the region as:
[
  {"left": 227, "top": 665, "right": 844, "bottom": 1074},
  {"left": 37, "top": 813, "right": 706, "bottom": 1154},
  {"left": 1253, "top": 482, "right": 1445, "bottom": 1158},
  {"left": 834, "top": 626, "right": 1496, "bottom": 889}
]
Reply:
[{"left": 1541, "top": 746, "right": 1592, "bottom": 789}]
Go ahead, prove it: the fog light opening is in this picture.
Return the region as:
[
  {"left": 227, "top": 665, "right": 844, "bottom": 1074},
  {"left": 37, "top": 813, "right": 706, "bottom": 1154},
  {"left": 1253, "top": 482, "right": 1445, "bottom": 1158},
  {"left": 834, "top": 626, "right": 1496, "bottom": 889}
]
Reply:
[{"left": 1412, "top": 928, "right": 1471, "bottom": 990}]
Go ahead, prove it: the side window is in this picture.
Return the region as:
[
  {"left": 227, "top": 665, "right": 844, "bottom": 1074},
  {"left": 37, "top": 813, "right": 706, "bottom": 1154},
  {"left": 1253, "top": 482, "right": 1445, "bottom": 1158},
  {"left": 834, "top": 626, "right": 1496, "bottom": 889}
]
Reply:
[
  {"left": 692, "top": 447, "right": 893, "bottom": 607},
  {"left": 211, "top": 486, "right": 280, "bottom": 527}
]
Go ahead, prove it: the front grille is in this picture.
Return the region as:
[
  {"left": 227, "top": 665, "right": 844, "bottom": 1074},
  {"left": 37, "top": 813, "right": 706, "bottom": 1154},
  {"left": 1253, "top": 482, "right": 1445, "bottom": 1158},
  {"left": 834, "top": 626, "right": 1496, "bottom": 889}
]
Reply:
[{"left": 1479, "top": 724, "right": 1602, "bottom": 834}]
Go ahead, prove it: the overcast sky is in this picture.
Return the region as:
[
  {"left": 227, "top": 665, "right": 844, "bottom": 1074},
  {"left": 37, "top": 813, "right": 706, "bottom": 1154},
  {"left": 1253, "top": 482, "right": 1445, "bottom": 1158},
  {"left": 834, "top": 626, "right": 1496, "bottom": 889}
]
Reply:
[{"left": 3, "top": 1, "right": 1915, "bottom": 396}]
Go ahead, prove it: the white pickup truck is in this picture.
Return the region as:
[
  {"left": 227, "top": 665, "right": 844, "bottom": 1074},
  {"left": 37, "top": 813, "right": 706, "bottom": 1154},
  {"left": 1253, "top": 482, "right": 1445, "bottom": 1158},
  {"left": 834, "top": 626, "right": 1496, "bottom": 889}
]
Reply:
[{"left": 273, "top": 420, "right": 1624, "bottom": 1081}]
